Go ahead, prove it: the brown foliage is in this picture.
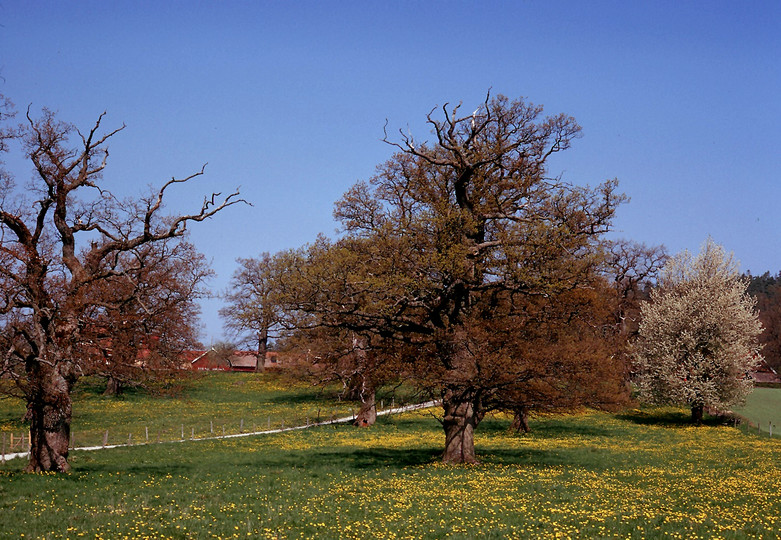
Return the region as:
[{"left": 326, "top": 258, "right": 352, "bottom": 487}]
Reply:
[{"left": 278, "top": 93, "right": 630, "bottom": 463}]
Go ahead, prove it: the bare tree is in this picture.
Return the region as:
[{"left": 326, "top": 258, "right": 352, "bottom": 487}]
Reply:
[
  {"left": 204, "top": 341, "right": 238, "bottom": 369},
  {"left": 604, "top": 239, "right": 668, "bottom": 337},
  {"left": 220, "top": 253, "right": 284, "bottom": 372},
  {"left": 0, "top": 99, "right": 244, "bottom": 471}
]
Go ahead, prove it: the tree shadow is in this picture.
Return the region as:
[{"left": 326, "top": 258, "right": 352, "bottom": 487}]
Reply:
[
  {"left": 616, "top": 408, "right": 725, "bottom": 428},
  {"left": 522, "top": 422, "right": 615, "bottom": 438},
  {"left": 264, "top": 390, "right": 338, "bottom": 405},
  {"left": 479, "top": 446, "right": 565, "bottom": 467},
  {"left": 307, "top": 446, "right": 442, "bottom": 469},
  {"left": 477, "top": 417, "right": 614, "bottom": 438},
  {"left": 264, "top": 388, "right": 340, "bottom": 409},
  {"left": 73, "top": 458, "right": 196, "bottom": 477}
]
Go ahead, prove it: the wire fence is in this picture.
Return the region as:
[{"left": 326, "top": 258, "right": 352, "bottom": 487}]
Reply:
[
  {"left": 1, "top": 398, "right": 436, "bottom": 463},
  {"left": 730, "top": 414, "right": 778, "bottom": 438}
]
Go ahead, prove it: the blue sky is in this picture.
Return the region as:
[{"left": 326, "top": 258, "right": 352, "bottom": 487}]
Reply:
[{"left": 1, "top": 1, "right": 779, "bottom": 343}]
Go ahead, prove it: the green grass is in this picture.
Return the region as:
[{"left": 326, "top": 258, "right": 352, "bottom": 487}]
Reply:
[
  {"left": 1, "top": 401, "right": 780, "bottom": 538},
  {"left": 0, "top": 372, "right": 401, "bottom": 449},
  {"left": 732, "top": 387, "right": 781, "bottom": 434}
]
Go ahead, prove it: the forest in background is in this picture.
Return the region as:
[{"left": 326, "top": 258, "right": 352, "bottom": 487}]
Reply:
[{"left": 747, "top": 272, "right": 781, "bottom": 371}]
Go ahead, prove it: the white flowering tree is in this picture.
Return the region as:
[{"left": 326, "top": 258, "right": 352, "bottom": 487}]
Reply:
[{"left": 634, "top": 238, "right": 763, "bottom": 423}]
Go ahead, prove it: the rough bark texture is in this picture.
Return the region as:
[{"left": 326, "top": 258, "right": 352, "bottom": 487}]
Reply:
[
  {"left": 353, "top": 388, "right": 377, "bottom": 427},
  {"left": 25, "top": 366, "right": 73, "bottom": 473},
  {"left": 441, "top": 388, "right": 480, "bottom": 464}
]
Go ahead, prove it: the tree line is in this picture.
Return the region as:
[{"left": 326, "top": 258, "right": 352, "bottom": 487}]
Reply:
[
  {"left": 745, "top": 272, "right": 781, "bottom": 371},
  {"left": 1, "top": 92, "right": 764, "bottom": 472}
]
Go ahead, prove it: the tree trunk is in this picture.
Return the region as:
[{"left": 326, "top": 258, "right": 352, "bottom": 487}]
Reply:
[
  {"left": 511, "top": 407, "right": 531, "bottom": 433},
  {"left": 103, "top": 376, "right": 123, "bottom": 396},
  {"left": 25, "top": 365, "right": 73, "bottom": 472},
  {"left": 441, "top": 387, "right": 480, "bottom": 464},
  {"left": 691, "top": 403, "right": 704, "bottom": 425},
  {"left": 353, "top": 387, "right": 377, "bottom": 427},
  {"left": 255, "top": 331, "right": 268, "bottom": 373}
]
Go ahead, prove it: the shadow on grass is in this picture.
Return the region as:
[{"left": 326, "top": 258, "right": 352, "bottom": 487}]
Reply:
[
  {"left": 308, "top": 446, "right": 442, "bottom": 469},
  {"left": 264, "top": 390, "right": 338, "bottom": 406},
  {"left": 520, "top": 421, "right": 615, "bottom": 438},
  {"left": 617, "top": 408, "right": 725, "bottom": 428},
  {"left": 70, "top": 456, "right": 198, "bottom": 477},
  {"left": 70, "top": 440, "right": 442, "bottom": 476}
]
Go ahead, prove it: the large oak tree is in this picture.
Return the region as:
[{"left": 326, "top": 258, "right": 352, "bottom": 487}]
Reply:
[
  {"left": 0, "top": 100, "right": 242, "bottom": 471},
  {"left": 281, "top": 94, "right": 626, "bottom": 463}
]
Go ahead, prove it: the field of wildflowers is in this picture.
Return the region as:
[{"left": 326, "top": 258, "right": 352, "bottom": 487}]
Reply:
[
  {"left": 1, "top": 378, "right": 780, "bottom": 539},
  {"left": 0, "top": 373, "right": 381, "bottom": 449}
]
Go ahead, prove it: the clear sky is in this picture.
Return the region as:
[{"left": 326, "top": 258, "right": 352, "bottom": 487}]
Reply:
[{"left": 1, "top": 1, "right": 779, "bottom": 344}]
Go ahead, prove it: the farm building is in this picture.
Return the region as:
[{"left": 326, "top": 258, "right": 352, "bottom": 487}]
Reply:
[
  {"left": 189, "top": 349, "right": 283, "bottom": 372},
  {"left": 751, "top": 357, "right": 781, "bottom": 385}
]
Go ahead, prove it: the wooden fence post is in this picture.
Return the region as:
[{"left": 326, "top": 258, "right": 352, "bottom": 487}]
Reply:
[{"left": 103, "top": 430, "right": 109, "bottom": 448}]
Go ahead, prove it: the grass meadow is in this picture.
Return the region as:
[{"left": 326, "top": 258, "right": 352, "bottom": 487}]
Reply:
[
  {"left": 1, "top": 375, "right": 780, "bottom": 539},
  {"left": 0, "top": 373, "right": 391, "bottom": 449},
  {"left": 732, "top": 387, "right": 781, "bottom": 435}
]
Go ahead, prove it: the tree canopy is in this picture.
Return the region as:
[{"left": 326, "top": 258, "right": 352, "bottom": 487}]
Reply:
[
  {"left": 273, "top": 93, "right": 629, "bottom": 462},
  {"left": 634, "top": 238, "right": 763, "bottom": 423},
  {"left": 220, "top": 253, "right": 286, "bottom": 371}
]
